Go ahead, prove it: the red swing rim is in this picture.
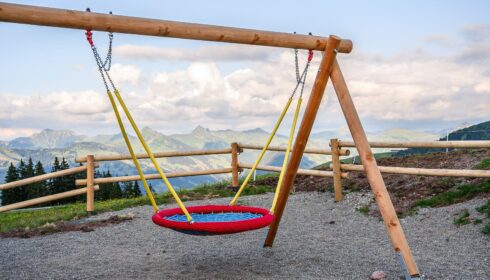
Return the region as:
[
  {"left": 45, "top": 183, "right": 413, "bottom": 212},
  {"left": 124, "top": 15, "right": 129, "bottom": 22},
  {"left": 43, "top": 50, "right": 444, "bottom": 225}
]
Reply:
[{"left": 152, "top": 205, "right": 274, "bottom": 234}]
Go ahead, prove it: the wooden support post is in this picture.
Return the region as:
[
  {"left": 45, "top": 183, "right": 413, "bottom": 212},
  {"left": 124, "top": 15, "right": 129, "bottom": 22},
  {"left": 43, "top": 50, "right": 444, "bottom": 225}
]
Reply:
[
  {"left": 330, "top": 59, "right": 419, "bottom": 276},
  {"left": 231, "top": 143, "right": 240, "bottom": 188},
  {"left": 86, "top": 155, "right": 95, "bottom": 214},
  {"left": 330, "top": 138, "right": 343, "bottom": 201},
  {"left": 264, "top": 35, "right": 341, "bottom": 247}
]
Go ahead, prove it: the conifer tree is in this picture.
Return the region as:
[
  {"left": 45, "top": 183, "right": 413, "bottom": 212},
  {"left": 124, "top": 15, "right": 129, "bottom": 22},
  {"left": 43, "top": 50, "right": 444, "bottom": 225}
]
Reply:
[
  {"left": 15, "top": 159, "right": 29, "bottom": 203},
  {"left": 1, "top": 163, "right": 18, "bottom": 205},
  {"left": 48, "top": 157, "right": 63, "bottom": 204},
  {"left": 133, "top": 181, "right": 142, "bottom": 197},
  {"left": 24, "top": 158, "right": 41, "bottom": 200},
  {"left": 59, "top": 157, "right": 77, "bottom": 203},
  {"left": 75, "top": 163, "right": 87, "bottom": 202},
  {"left": 29, "top": 161, "right": 47, "bottom": 201}
]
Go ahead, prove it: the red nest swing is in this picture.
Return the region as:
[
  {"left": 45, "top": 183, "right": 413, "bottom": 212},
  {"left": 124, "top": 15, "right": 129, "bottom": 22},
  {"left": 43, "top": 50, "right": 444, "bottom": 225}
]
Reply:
[{"left": 152, "top": 205, "right": 274, "bottom": 235}]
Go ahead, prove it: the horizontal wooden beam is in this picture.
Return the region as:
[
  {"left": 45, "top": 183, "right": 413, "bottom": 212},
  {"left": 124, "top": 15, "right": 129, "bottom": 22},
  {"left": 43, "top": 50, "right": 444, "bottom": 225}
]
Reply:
[
  {"left": 0, "top": 164, "right": 97, "bottom": 191},
  {"left": 0, "top": 185, "right": 99, "bottom": 213},
  {"left": 75, "top": 148, "right": 232, "bottom": 163},
  {"left": 238, "top": 143, "right": 350, "bottom": 156},
  {"left": 337, "top": 164, "right": 490, "bottom": 178},
  {"left": 238, "top": 162, "right": 349, "bottom": 179},
  {"left": 76, "top": 167, "right": 233, "bottom": 186},
  {"left": 0, "top": 2, "right": 353, "bottom": 53},
  {"left": 338, "top": 140, "right": 490, "bottom": 149}
]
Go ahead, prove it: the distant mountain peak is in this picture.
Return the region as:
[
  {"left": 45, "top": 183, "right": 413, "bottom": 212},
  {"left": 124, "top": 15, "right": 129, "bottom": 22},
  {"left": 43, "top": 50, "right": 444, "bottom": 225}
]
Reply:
[
  {"left": 244, "top": 128, "right": 267, "bottom": 134},
  {"left": 191, "top": 125, "right": 211, "bottom": 134},
  {"left": 36, "top": 128, "right": 77, "bottom": 136}
]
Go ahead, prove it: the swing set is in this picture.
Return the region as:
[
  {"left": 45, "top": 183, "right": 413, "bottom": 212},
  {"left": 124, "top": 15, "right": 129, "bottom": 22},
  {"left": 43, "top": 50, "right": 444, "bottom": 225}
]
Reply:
[{"left": 0, "top": 3, "right": 421, "bottom": 279}]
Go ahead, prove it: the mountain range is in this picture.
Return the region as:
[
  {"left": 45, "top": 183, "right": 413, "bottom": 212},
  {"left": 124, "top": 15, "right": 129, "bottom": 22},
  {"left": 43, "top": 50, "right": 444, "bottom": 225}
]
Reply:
[{"left": 0, "top": 126, "right": 439, "bottom": 192}]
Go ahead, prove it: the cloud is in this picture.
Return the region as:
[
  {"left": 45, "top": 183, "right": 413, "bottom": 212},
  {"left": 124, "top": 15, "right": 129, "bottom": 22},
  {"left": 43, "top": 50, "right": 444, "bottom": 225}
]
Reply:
[
  {"left": 1, "top": 24, "right": 490, "bottom": 139},
  {"left": 113, "top": 44, "right": 280, "bottom": 62},
  {"left": 0, "top": 90, "right": 112, "bottom": 136},
  {"left": 109, "top": 63, "right": 142, "bottom": 85}
]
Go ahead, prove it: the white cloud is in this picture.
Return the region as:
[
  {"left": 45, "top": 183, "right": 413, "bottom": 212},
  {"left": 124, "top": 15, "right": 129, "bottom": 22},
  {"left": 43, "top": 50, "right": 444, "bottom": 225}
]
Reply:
[
  {"left": 1, "top": 24, "right": 490, "bottom": 139},
  {"left": 109, "top": 63, "right": 142, "bottom": 85}
]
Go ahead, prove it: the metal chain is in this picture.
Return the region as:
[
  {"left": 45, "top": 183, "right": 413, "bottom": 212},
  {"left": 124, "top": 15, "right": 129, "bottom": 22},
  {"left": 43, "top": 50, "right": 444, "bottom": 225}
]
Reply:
[
  {"left": 102, "top": 32, "right": 113, "bottom": 71},
  {"left": 292, "top": 32, "right": 313, "bottom": 97},
  {"left": 86, "top": 8, "right": 113, "bottom": 72},
  {"left": 290, "top": 58, "right": 311, "bottom": 99}
]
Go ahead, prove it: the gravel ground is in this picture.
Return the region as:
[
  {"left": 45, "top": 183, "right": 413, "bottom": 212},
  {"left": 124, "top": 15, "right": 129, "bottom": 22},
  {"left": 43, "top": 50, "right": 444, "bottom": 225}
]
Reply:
[{"left": 1, "top": 192, "right": 489, "bottom": 280}]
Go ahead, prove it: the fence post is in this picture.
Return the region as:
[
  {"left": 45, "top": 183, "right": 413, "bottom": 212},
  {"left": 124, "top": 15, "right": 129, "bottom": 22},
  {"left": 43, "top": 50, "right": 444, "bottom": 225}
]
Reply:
[
  {"left": 231, "top": 143, "right": 240, "bottom": 189},
  {"left": 86, "top": 155, "right": 95, "bottom": 215},
  {"left": 330, "top": 138, "right": 343, "bottom": 201}
]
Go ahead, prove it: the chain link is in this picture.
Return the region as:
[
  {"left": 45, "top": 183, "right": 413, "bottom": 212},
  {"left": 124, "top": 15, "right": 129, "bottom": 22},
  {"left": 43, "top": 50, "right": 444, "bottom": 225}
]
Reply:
[
  {"left": 292, "top": 32, "right": 313, "bottom": 98},
  {"left": 101, "top": 32, "right": 113, "bottom": 71}
]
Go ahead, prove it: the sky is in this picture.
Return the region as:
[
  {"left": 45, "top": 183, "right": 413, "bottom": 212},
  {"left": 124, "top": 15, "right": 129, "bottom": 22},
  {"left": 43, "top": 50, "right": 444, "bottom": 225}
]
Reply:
[{"left": 1, "top": 0, "right": 489, "bottom": 140}]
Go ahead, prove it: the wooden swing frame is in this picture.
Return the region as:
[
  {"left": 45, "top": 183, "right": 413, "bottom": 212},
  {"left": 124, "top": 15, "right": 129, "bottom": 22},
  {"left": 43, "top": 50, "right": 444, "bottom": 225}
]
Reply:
[{"left": 0, "top": 2, "right": 420, "bottom": 278}]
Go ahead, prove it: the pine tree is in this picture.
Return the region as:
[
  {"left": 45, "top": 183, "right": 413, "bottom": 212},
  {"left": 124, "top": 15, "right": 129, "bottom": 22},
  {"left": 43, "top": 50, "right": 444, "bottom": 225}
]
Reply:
[
  {"left": 122, "top": 179, "right": 133, "bottom": 198},
  {"left": 75, "top": 163, "right": 87, "bottom": 202},
  {"left": 148, "top": 183, "right": 156, "bottom": 195},
  {"left": 15, "top": 159, "right": 29, "bottom": 203},
  {"left": 29, "top": 161, "right": 47, "bottom": 201},
  {"left": 106, "top": 170, "right": 122, "bottom": 199},
  {"left": 133, "top": 181, "right": 142, "bottom": 197},
  {"left": 59, "top": 157, "right": 77, "bottom": 203},
  {"left": 97, "top": 170, "right": 123, "bottom": 201},
  {"left": 1, "top": 163, "right": 18, "bottom": 206},
  {"left": 24, "top": 158, "right": 37, "bottom": 200},
  {"left": 48, "top": 157, "right": 63, "bottom": 204}
]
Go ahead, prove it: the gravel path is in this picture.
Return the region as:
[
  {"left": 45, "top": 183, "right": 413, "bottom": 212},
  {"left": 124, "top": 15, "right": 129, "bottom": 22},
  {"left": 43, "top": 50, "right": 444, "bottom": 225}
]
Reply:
[{"left": 1, "top": 192, "right": 489, "bottom": 280}]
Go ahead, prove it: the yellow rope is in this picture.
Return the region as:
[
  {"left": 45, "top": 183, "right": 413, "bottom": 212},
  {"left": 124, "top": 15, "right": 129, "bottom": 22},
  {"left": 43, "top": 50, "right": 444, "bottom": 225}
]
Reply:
[
  {"left": 112, "top": 89, "right": 193, "bottom": 222},
  {"left": 270, "top": 97, "right": 302, "bottom": 213},
  {"left": 229, "top": 97, "right": 293, "bottom": 206},
  {"left": 105, "top": 90, "right": 159, "bottom": 212}
]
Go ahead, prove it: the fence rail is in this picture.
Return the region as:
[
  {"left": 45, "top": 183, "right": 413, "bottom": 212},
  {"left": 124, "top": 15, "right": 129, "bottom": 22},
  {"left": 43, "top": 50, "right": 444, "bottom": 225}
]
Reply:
[
  {"left": 335, "top": 164, "right": 490, "bottom": 178},
  {"left": 75, "top": 148, "right": 233, "bottom": 163},
  {"left": 0, "top": 185, "right": 99, "bottom": 213},
  {"left": 0, "top": 164, "right": 97, "bottom": 191},
  {"left": 237, "top": 143, "right": 350, "bottom": 156},
  {"left": 75, "top": 168, "right": 233, "bottom": 186},
  {"left": 238, "top": 163, "right": 349, "bottom": 179},
  {"left": 338, "top": 140, "right": 490, "bottom": 149}
]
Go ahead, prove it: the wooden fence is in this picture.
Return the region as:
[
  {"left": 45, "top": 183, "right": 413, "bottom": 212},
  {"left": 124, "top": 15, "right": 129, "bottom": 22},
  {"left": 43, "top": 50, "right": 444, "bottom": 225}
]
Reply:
[
  {"left": 0, "top": 164, "right": 99, "bottom": 213},
  {"left": 1, "top": 139, "right": 489, "bottom": 213}
]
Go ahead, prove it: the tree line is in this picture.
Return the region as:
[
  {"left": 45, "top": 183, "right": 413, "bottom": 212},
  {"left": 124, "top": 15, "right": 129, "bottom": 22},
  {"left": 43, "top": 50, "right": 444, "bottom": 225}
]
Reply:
[{"left": 1, "top": 157, "right": 151, "bottom": 206}]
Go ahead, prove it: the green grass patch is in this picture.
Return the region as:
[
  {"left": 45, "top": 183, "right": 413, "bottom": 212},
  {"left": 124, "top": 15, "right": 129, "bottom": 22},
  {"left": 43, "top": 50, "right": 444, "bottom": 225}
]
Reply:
[
  {"left": 476, "top": 199, "right": 490, "bottom": 235},
  {"left": 413, "top": 179, "right": 490, "bottom": 208},
  {"left": 0, "top": 179, "right": 276, "bottom": 234},
  {"left": 356, "top": 204, "right": 370, "bottom": 215},
  {"left": 453, "top": 209, "right": 471, "bottom": 226},
  {"left": 475, "top": 158, "right": 490, "bottom": 170}
]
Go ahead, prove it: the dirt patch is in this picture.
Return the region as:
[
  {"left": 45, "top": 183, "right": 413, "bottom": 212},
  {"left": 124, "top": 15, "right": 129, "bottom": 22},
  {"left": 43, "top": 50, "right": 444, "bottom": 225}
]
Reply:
[
  {"left": 1, "top": 214, "right": 134, "bottom": 238},
  {"left": 256, "top": 149, "right": 490, "bottom": 215}
]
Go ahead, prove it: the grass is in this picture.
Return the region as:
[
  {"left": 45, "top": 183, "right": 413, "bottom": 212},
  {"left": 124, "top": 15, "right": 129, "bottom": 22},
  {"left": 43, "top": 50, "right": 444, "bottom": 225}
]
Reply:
[
  {"left": 453, "top": 209, "right": 471, "bottom": 226},
  {"left": 476, "top": 199, "right": 490, "bottom": 235},
  {"left": 355, "top": 204, "right": 370, "bottom": 215},
  {"left": 413, "top": 179, "right": 490, "bottom": 208},
  {"left": 0, "top": 179, "right": 275, "bottom": 233},
  {"left": 475, "top": 157, "right": 490, "bottom": 170}
]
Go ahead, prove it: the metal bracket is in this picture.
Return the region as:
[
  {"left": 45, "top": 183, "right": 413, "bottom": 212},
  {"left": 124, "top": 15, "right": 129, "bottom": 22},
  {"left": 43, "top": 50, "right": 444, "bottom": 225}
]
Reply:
[{"left": 396, "top": 252, "right": 422, "bottom": 280}]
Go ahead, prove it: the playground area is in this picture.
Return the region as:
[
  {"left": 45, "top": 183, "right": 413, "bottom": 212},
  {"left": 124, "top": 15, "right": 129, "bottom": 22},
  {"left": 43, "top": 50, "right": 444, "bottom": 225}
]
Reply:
[
  {"left": 1, "top": 2, "right": 489, "bottom": 280},
  {"left": 1, "top": 192, "right": 488, "bottom": 280}
]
